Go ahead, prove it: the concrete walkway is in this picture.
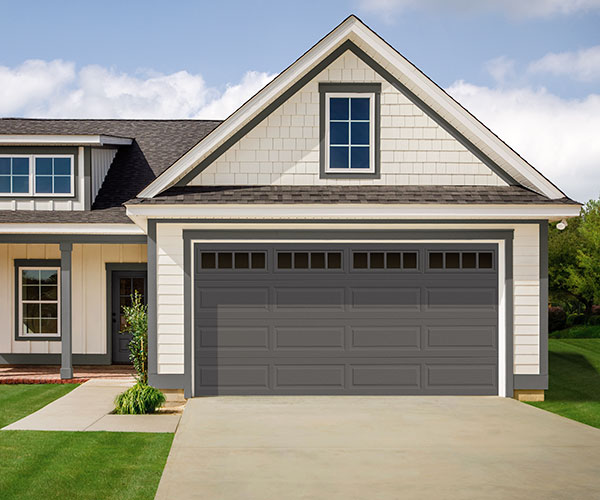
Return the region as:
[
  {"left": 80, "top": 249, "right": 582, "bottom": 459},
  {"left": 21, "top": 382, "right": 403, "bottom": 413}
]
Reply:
[
  {"left": 2, "top": 378, "right": 180, "bottom": 433},
  {"left": 155, "top": 396, "right": 600, "bottom": 500}
]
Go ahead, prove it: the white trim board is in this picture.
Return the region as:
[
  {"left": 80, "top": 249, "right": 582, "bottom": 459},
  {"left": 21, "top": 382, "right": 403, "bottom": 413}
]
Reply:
[
  {"left": 0, "top": 135, "right": 133, "bottom": 146},
  {"left": 138, "top": 16, "right": 567, "bottom": 200},
  {"left": 0, "top": 224, "right": 145, "bottom": 235}
]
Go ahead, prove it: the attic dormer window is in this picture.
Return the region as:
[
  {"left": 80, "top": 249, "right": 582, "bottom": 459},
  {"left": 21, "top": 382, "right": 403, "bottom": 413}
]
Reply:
[
  {"left": 319, "top": 83, "right": 381, "bottom": 178},
  {"left": 326, "top": 94, "right": 374, "bottom": 172},
  {"left": 0, "top": 155, "right": 73, "bottom": 196}
]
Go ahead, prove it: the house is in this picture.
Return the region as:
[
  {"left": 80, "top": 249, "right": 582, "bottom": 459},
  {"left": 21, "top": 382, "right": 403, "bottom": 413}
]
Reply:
[{"left": 0, "top": 16, "right": 580, "bottom": 401}]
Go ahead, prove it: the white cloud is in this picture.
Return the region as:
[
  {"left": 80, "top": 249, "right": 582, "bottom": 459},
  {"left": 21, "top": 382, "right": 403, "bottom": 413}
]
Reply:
[
  {"left": 528, "top": 46, "right": 600, "bottom": 82},
  {"left": 360, "top": 0, "right": 600, "bottom": 19},
  {"left": 446, "top": 81, "right": 600, "bottom": 202},
  {"left": 485, "top": 56, "right": 516, "bottom": 84},
  {"left": 0, "top": 59, "right": 276, "bottom": 119}
]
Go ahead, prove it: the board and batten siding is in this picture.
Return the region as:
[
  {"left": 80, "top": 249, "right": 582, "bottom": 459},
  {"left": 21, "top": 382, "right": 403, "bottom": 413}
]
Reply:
[
  {"left": 154, "top": 222, "right": 540, "bottom": 376},
  {"left": 188, "top": 51, "right": 507, "bottom": 187},
  {"left": 91, "top": 148, "right": 117, "bottom": 203},
  {"left": 0, "top": 243, "right": 146, "bottom": 355}
]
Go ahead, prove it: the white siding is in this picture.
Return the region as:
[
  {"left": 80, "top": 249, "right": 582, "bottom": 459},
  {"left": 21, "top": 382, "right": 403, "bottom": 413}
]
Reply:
[
  {"left": 189, "top": 51, "right": 506, "bottom": 187},
  {"left": 154, "top": 222, "right": 540, "bottom": 377},
  {"left": 0, "top": 243, "right": 146, "bottom": 355},
  {"left": 91, "top": 148, "right": 117, "bottom": 203}
]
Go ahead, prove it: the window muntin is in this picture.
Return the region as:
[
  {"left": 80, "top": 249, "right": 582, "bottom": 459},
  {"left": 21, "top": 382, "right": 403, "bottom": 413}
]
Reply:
[
  {"left": 0, "top": 157, "right": 30, "bottom": 194},
  {"left": 199, "top": 251, "right": 266, "bottom": 270},
  {"left": 428, "top": 251, "right": 494, "bottom": 271},
  {"left": 19, "top": 267, "right": 60, "bottom": 337},
  {"left": 352, "top": 251, "right": 419, "bottom": 271},
  {"left": 0, "top": 155, "right": 73, "bottom": 196},
  {"left": 326, "top": 93, "right": 375, "bottom": 172},
  {"left": 277, "top": 251, "right": 343, "bottom": 271}
]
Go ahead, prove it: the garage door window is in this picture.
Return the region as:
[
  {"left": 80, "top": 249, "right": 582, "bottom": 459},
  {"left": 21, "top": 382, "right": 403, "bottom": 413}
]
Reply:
[
  {"left": 199, "top": 251, "right": 266, "bottom": 270},
  {"left": 277, "top": 251, "right": 343, "bottom": 271},
  {"left": 352, "top": 251, "right": 418, "bottom": 271},
  {"left": 428, "top": 251, "right": 494, "bottom": 270}
]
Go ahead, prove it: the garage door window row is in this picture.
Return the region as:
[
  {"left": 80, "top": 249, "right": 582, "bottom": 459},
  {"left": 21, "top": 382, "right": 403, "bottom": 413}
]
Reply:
[
  {"left": 277, "top": 251, "right": 343, "bottom": 270},
  {"left": 428, "top": 251, "right": 493, "bottom": 270},
  {"left": 199, "top": 251, "right": 267, "bottom": 270},
  {"left": 352, "top": 251, "right": 418, "bottom": 271}
]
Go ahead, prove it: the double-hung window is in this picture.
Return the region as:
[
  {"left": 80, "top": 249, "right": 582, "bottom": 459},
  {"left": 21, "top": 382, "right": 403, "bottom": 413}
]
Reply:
[
  {"left": 17, "top": 265, "right": 60, "bottom": 339},
  {"left": 0, "top": 155, "right": 74, "bottom": 196},
  {"left": 326, "top": 94, "right": 375, "bottom": 172}
]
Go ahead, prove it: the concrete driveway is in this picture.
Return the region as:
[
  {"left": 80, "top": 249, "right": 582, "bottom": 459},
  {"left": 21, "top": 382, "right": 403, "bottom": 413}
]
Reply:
[{"left": 155, "top": 397, "right": 600, "bottom": 500}]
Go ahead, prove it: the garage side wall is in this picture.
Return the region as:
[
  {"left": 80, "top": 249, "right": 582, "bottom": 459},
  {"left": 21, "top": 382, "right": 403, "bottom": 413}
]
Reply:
[
  {"left": 153, "top": 222, "right": 540, "bottom": 378},
  {"left": 0, "top": 243, "right": 147, "bottom": 356}
]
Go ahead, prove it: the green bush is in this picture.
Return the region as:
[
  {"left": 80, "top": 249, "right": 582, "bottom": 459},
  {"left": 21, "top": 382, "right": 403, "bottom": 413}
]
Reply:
[
  {"left": 114, "top": 383, "right": 165, "bottom": 415},
  {"left": 588, "top": 315, "right": 600, "bottom": 326},
  {"left": 120, "top": 290, "right": 148, "bottom": 384},
  {"left": 566, "top": 312, "right": 586, "bottom": 327},
  {"left": 548, "top": 306, "right": 567, "bottom": 332},
  {"left": 549, "top": 325, "right": 600, "bottom": 339}
]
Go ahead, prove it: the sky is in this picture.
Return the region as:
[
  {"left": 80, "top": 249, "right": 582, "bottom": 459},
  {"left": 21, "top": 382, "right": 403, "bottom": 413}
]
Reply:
[{"left": 0, "top": 0, "right": 599, "bottom": 202}]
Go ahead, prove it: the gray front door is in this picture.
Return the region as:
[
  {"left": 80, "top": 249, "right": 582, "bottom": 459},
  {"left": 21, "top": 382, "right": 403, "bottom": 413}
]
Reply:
[
  {"left": 194, "top": 243, "right": 498, "bottom": 396},
  {"left": 112, "top": 271, "right": 147, "bottom": 364}
]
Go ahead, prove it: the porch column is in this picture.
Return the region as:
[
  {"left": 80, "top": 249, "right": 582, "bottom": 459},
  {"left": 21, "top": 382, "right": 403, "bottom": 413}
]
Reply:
[{"left": 60, "top": 242, "right": 73, "bottom": 380}]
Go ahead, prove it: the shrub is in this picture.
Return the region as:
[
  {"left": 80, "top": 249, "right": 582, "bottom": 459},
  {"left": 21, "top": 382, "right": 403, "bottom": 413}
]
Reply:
[
  {"left": 121, "top": 290, "right": 148, "bottom": 384},
  {"left": 566, "top": 312, "right": 586, "bottom": 327},
  {"left": 588, "top": 315, "right": 600, "bottom": 326},
  {"left": 548, "top": 306, "right": 567, "bottom": 332},
  {"left": 114, "top": 383, "right": 165, "bottom": 415}
]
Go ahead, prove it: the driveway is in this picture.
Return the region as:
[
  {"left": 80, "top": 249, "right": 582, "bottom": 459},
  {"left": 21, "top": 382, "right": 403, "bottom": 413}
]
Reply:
[{"left": 155, "top": 396, "right": 600, "bottom": 500}]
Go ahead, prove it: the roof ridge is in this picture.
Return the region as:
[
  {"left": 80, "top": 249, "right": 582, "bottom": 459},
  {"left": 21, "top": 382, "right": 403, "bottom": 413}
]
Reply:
[{"left": 0, "top": 117, "right": 223, "bottom": 123}]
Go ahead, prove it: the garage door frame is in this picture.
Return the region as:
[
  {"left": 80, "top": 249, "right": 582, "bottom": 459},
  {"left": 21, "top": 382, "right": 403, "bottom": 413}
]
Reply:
[{"left": 182, "top": 229, "right": 514, "bottom": 398}]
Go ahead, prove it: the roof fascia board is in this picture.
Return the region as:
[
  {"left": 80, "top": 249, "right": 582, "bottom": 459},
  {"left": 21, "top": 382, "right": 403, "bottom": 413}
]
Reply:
[
  {"left": 0, "top": 135, "right": 133, "bottom": 146},
  {"left": 137, "top": 19, "right": 357, "bottom": 198},
  {"left": 350, "top": 22, "right": 564, "bottom": 198},
  {"left": 126, "top": 203, "right": 581, "bottom": 220},
  {"left": 138, "top": 16, "right": 565, "bottom": 199},
  {"left": 0, "top": 223, "right": 144, "bottom": 235}
]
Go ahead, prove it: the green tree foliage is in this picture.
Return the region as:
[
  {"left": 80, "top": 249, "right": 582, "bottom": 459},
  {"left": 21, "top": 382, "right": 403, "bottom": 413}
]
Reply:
[
  {"left": 549, "top": 198, "right": 600, "bottom": 316},
  {"left": 120, "top": 290, "right": 148, "bottom": 384}
]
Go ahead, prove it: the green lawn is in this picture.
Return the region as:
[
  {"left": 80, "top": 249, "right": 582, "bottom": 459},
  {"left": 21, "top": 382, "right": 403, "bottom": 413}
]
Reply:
[
  {"left": 0, "top": 384, "right": 79, "bottom": 428},
  {"left": 0, "top": 384, "right": 173, "bottom": 500},
  {"left": 529, "top": 339, "right": 600, "bottom": 429}
]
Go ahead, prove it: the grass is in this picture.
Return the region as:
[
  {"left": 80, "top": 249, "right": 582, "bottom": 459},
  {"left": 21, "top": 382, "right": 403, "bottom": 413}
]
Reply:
[
  {"left": 549, "top": 324, "right": 600, "bottom": 339},
  {"left": 0, "top": 384, "right": 79, "bottom": 428},
  {"left": 0, "top": 384, "right": 173, "bottom": 500},
  {"left": 529, "top": 339, "right": 600, "bottom": 429}
]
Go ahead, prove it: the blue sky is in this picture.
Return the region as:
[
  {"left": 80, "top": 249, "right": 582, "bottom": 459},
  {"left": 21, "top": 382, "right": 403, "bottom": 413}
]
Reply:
[{"left": 0, "top": 0, "right": 599, "bottom": 201}]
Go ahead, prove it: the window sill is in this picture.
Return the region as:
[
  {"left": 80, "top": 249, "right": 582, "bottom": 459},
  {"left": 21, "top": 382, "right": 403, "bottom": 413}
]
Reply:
[{"left": 15, "top": 335, "right": 62, "bottom": 342}]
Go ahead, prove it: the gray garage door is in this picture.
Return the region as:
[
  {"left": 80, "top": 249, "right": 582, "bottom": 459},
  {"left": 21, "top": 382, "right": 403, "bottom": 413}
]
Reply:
[{"left": 194, "top": 243, "right": 498, "bottom": 396}]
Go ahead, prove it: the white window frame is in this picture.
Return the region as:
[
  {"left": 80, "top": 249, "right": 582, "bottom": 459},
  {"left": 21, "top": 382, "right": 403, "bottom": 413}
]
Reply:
[
  {"left": 0, "top": 154, "right": 74, "bottom": 197},
  {"left": 324, "top": 92, "right": 375, "bottom": 174},
  {"left": 18, "top": 266, "right": 61, "bottom": 338}
]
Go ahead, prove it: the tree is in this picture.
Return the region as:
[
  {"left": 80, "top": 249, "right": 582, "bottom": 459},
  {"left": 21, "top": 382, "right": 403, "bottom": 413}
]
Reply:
[{"left": 548, "top": 198, "right": 600, "bottom": 317}]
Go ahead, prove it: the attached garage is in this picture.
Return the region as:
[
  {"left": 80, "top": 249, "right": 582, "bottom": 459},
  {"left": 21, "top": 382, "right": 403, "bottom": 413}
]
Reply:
[{"left": 193, "top": 243, "right": 499, "bottom": 396}]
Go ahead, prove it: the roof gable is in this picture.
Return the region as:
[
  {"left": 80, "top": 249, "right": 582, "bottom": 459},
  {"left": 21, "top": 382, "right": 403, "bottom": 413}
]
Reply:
[{"left": 138, "top": 16, "right": 566, "bottom": 199}]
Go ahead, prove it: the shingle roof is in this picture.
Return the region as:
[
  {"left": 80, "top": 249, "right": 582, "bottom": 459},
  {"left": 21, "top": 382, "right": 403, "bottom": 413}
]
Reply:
[
  {"left": 127, "top": 185, "right": 580, "bottom": 206},
  {"left": 0, "top": 118, "right": 221, "bottom": 210},
  {"left": 0, "top": 207, "right": 131, "bottom": 224}
]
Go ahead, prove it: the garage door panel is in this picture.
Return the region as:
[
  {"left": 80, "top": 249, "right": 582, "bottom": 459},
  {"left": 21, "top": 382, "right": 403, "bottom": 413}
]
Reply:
[
  {"left": 350, "top": 326, "right": 421, "bottom": 350},
  {"left": 198, "top": 327, "right": 269, "bottom": 350},
  {"left": 426, "top": 363, "right": 497, "bottom": 391},
  {"left": 196, "top": 287, "right": 269, "bottom": 310},
  {"left": 426, "top": 326, "right": 497, "bottom": 350},
  {"left": 351, "top": 365, "right": 420, "bottom": 388},
  {"left": 350, "top": 287, "right": 420, "bottom": 310},
  {"left": 197, "top": 365, "right": 270, "bottom": 389},
  {"left": 274, "top": 287, "right": 345, "bottom": 310},
  {"left": 274, "top": 327, "right": 345, "bottom": 350},
  {"left": 425, "top": 288, "right": 497, "bottom": 311},
  {"left": 275, "top": 365, "right": 345, "bottom": 388}
]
